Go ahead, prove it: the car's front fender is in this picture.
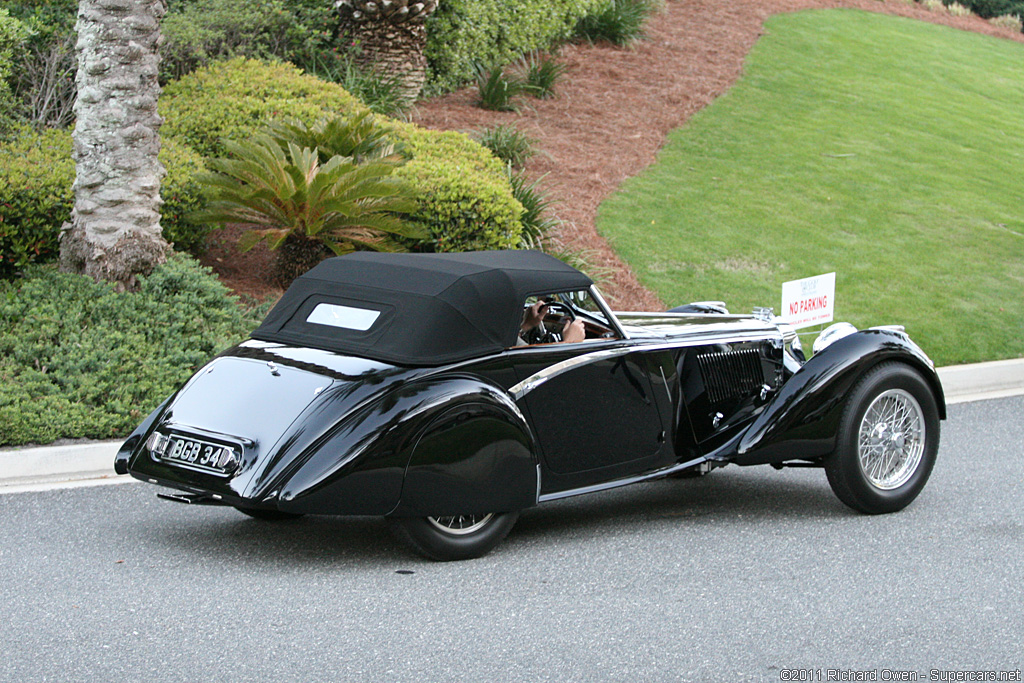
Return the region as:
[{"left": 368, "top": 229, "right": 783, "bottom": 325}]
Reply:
[{"left": 732, "top": 329, "right": 945, "bottom": 466}]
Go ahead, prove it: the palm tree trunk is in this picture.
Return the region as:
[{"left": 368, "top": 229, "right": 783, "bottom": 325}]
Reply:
[
  {"left": 59, "top": 0, "right": 169, "bottom": 290},
  {"left": 337, "top": 0, "right": 438, "bottom": 102}
]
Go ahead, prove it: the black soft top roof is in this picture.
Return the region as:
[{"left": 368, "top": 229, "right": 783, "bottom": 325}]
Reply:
[{"left": 251, "top": 251, "right": 593, "bottom": 366}]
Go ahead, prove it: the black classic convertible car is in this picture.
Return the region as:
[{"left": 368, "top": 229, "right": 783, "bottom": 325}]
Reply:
[{"left": 116, "top": 250, "right": 944, "bottom": 560}]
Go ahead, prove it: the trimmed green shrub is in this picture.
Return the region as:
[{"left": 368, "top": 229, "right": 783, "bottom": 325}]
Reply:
[
  {"left": 160, "top": 60, "right": 523, "bottom": 254},
  {"left": 0, "top": 255, "right": 265, "bottom": 446},
  {"left": 390, "top": 122, "right": 523, "bottom": 252},
  {"left": 425, "top": 0, "right": 606, "bottom": 92},
  {"left": 160, "top": 58, "right": 368, "bottom": 158},
  {"left": 0, "top": 128, "right": 209, "bottom": 277},
  {"left": 160, "top": 0, "right": 343, "bottom": 83}
]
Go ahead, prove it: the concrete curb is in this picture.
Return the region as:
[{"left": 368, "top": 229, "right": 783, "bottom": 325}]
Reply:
[
  {"left": 0, "top": 441, "right": 124, "bottom": 493},
  {"left": 936, "top": 358, "right": 1024, "bottom": 405},
  {"left": 2, "top": 359, "right": 1022, "bottom": 493}
]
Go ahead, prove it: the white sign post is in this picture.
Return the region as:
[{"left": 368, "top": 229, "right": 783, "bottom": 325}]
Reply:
[{"left": 781, "top": 272, "right": 835, "bottom": 329}]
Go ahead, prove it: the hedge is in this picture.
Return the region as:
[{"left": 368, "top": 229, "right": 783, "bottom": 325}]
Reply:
[
  {"left": 0, "top": 254, "right": 265, "bottom": 446},
  {"left": 0, "top": 128, "right": 209, "bottom": 278},
  {"left": 160, "top": 57, "right": 368, "bottom": 158},
  {"left": 424, "top": 0, "right": 606, "bottom": 92},
  {"left": 161, "top": 58, "right": 523, "bottom": 252},
  {"left": 390, "top": 121, "right": 523, "bottom": 251}
]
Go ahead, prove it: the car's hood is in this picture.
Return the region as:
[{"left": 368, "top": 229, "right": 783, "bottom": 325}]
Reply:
[{"left": 614, "top": 312, "right": 778, "bottom": 343}]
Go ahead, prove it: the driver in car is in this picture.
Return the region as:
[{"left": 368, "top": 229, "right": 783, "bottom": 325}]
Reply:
[{"left": 518, "top": 299, "right": 585, "bottom": 345}]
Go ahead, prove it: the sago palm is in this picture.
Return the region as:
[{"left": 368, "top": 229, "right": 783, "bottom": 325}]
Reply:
[
  {"left": 264, "top": 112, "right": 406, "bottom": 165},
  {"left": 195, "top": 133, "right": 421, "bottom": 286}
]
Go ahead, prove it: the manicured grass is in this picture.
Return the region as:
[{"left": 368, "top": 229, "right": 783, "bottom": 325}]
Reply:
[{"left": 596, "top": 9, "right": 1024, "bottom": 366}]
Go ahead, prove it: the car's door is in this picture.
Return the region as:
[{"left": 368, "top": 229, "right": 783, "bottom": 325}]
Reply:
[{"left": 510, "top": 342, "right": 670, "bottom": 493}]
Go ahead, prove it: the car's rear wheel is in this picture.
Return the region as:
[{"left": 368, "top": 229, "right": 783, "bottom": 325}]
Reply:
[
  {"left": 388, "top": 511, "right": 519, "bottom": 561},
  {"left": 234, "top": 506, "right": 305, "bottom": 521},
  {"left": 825, "top": 362, "right": 940, "bottom": 514}
]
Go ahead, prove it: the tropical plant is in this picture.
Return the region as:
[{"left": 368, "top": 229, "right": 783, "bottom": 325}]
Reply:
[
  {"left": 263, "top": 111, "right": 406, "bottom": 164},
  {"left": 474, "top": 123, "right": 535, "bottom": 168},
  {"left": 473, "top": 61, "right": 528, "bottom": 112},
  {"left": 516, "top": 51, "right": 567, "bottom": 99},
  {"left": 507, "top": 169, "right": 560, "bottom": 249},
  {"left": 195, "top": 133, "right": 421, "bottom": 285},
  {"left": 575, "top": 0, "right": 653, "bottom": 46}
]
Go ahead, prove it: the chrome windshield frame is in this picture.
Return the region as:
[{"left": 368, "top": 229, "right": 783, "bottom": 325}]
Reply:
[{"left": 589, "top": 285, "right": 630, "bottom": 340}]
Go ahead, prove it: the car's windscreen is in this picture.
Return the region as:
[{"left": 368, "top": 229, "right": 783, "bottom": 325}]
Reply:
[{"left": 555, "top": 290, "right": 609, "bottom": 324}]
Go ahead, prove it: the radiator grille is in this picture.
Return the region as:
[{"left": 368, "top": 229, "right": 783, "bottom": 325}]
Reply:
[{"left": 696, "top": 348, "right": 764, "bottom": 404}]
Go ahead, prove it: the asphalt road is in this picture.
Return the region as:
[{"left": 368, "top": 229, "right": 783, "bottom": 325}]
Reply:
[{"left": 1, "top": 397, "right": 1021, "bottom": 683}]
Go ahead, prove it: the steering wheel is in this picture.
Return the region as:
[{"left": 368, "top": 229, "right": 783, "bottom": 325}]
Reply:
[
  {"left": 543, "top": 300, "right": 575, "bottom": 324},
  {"left": 541, "top": 300, "right": 576, "bottom": 342},
  {"left": 522, "top": 299, "right": 577, "bottom": 344}
]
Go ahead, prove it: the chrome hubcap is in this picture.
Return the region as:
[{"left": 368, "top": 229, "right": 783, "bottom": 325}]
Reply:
[
  {"left": 858, "top": 389, "right": 925, "bottom": 490},
  {"left": 427, "top": 513, "right": 494, "bottom": 536}
]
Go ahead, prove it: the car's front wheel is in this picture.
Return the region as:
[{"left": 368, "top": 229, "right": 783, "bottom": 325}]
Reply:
[
  {"left": 387, "top": 512, "right": 519, "bottom": 561},
  {"left": 825, "top": 362, "right": 940, "bottom": 514}
]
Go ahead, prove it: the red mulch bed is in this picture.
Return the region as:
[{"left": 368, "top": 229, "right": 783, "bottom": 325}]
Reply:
[{"left": 202, "top": 0, "right": 1023, "bottom": 308}]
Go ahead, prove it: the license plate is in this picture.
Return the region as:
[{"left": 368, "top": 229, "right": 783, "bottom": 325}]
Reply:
[{"left": 162, "top": 436, "right": 236, "bottom": 475}]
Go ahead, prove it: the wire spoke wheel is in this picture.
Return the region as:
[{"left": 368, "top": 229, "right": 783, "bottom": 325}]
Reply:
[
  {"left": 825, "top": 362, "right": 940, "bottom": 514},
  {"left": 426, "top": 514, "right": 495, "bottom": 536},
  {"left": 388, "top": 510, "right": 519, "bottom": 561},
  {"left": 857, "top": 389, "right": 925, "bottom": 490}
]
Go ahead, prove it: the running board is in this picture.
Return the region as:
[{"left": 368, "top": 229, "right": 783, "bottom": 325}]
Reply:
[{"left": 538, "top": 457, "right": 712, "bottom": 503}]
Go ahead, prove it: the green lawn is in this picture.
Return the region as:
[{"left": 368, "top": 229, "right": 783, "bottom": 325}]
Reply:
[{"left": 596, "top": 9, "right": 1024, "bottom": 366}]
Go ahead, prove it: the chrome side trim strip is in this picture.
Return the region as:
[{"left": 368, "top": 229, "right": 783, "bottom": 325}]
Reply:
[
  {"left": 508, "top": 331, "right": 775, "bottom": 400},
  {"left": 537, "top": 456, "right": 709, "bottom": 502}
]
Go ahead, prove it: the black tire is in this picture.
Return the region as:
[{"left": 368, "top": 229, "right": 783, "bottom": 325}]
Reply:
[
  {"left": 825, "top": 362, "right": 940, "bottom": 514},
  {"left": 234, "top": 506, "right": 305, "bottom": 521},
  {"left": 387, "top": 512, "right": 519, "bottom": 561}
]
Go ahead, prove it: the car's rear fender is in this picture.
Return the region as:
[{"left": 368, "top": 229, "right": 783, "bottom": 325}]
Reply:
[
  {"left": 390, "top": 382, "right": 537, "bottom": 518},
  {"left": 270, "top": 375, "right": 537, "bottom": 516},
  {"left": 732, "top": 329, "right": 945, "bottom": 466}
]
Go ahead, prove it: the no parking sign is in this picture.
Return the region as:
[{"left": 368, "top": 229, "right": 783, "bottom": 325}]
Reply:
[{"left": 781, "top": 272, "right": 835, "bottom": 329}]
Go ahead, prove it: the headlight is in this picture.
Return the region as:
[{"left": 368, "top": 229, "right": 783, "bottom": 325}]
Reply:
[
  {"left": 777, "top": 321, "right": 805, "bottom": 368},
  {"left": 812, "top": 322, "right": 858, "bottom": 355}
]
